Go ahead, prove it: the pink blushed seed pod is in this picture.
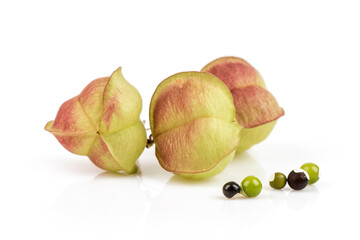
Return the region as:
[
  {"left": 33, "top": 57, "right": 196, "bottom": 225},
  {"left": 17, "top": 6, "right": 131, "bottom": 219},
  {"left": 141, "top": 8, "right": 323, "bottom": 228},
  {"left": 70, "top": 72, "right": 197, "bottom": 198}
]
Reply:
[
  {"left": 149, "top": 71, "right": 241, "bottom": 179},
  {"left": 45, "top": 68, "right": 147, "bottom": 173}
]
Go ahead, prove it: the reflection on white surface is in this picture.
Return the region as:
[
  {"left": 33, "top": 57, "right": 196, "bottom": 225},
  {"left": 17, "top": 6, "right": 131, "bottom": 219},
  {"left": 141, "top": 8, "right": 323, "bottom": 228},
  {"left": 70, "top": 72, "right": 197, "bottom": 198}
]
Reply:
[
  {"left": 268, "top": 186, "right": 287, "bottom": 207},
  {"left": 287, "top": 185, "right": 319, "bottom": 211},
  {"left": 144, "top": 151, "right": 269, "bottom": 228},
  {"left": 51, "top": 149, "right": 321, "bottom": 231},
  {"left": 9, "top": 142, "right": 354, "bottom": 240},
  {"left": 52, "top": 172, "right": 148, "bottom": 225}
]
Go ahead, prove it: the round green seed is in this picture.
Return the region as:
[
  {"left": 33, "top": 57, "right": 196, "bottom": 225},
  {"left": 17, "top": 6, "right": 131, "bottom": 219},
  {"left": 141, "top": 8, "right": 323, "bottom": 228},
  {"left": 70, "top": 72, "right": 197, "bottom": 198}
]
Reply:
[
  {"left": 241, "top": 176, "right": 262, "bottom": 197},
  {"left": 269, "top": 172, "right": 287, "bottom": 189},
  {"left": 301, "top": 162, "right": 319, "bottom": 184}
]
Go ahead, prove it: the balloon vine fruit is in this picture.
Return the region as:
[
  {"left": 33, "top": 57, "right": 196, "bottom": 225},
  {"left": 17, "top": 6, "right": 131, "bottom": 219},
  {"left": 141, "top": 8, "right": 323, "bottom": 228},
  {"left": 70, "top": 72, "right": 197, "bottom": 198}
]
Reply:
[
  {"left": 45, "top": 68, "right": 147, "bottom": 174},
  {"left": 202, "top": 57, "right": 284, "bottom": 151},
  {"left": 149, "top": 72, "right": 241, "bottom": 179}
]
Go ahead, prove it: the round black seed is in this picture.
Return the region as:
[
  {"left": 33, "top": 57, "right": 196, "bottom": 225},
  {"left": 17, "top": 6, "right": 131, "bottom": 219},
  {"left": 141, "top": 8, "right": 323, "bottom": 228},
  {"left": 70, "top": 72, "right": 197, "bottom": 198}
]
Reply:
[
  {"left": 288, "top": 169, "right": 309, "bottom": 190},
  {"left": 222, "top": 181, "right": 241, "bottom": 198}
]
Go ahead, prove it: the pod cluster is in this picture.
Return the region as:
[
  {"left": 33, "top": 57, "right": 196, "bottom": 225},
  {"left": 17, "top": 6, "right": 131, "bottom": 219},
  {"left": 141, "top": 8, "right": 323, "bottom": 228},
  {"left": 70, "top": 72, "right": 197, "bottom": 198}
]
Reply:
[
  {"left": 269, "top": 162, "right": 319, "bottom": 191},
  {"left": 46, "top": 56, "right": 284, "bottom": 179}
]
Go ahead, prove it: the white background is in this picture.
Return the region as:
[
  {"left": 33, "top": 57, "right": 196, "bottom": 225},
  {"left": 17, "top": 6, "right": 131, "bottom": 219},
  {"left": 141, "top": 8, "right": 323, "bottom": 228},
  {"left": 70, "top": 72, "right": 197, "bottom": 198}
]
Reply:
[{"left": 1, "top": 0, "right": 359, "bottom": 239}]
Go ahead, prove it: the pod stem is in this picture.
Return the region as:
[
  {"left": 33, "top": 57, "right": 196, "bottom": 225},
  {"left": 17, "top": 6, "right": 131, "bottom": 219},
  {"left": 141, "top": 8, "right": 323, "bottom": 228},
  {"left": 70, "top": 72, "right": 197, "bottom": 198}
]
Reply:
[
  {"left": 142, "top": 120, "right": 154, "bottom": 148},
  {"left": 146, "top": 134, "right": 154, "bottom": 148}
]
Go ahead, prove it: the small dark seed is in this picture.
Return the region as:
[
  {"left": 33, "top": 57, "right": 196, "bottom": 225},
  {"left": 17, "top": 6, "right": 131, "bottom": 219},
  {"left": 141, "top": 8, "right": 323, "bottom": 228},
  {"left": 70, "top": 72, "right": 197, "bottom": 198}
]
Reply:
[
  {"left": 288, "top": 169, "right": 309, "bottom": 190},
  {"left": 222, "top": 181, "right": 241, "bottom": 198}
]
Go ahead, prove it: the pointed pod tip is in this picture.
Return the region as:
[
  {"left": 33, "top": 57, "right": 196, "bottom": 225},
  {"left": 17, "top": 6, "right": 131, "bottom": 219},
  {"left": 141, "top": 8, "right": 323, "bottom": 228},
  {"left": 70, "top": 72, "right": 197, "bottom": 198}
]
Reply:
[
  {"left": 108, "top": 66, "right": 126, "bottom": 85},
  {"left": 44, "top": 121, "right": 54, "bottom": 132},
  {"left": 112, "top": 66, "right": 123, "bottom": 76}
]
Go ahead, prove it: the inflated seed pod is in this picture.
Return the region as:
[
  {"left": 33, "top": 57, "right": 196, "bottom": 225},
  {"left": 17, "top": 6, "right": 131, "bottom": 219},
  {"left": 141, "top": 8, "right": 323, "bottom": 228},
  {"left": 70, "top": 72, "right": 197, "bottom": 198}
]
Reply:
[
  {"left": 149, "top": 72, "right": 241, "bottom": 179},
  {"left": 201, "top": 57, "right": 284, "bottom": 152},
  {"left": 45, "top": 68, "right": 146, "bottom": 173}
]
